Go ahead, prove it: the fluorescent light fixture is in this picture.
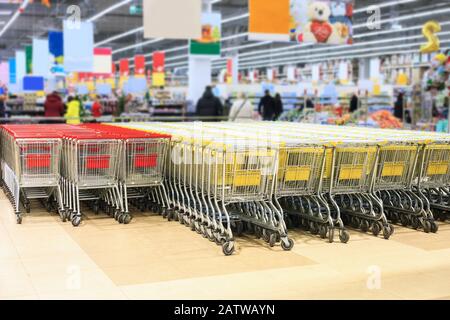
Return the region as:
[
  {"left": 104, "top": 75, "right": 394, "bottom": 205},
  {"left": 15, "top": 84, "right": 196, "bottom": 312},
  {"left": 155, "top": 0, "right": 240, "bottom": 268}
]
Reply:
[
  {"left": 95, "top": 26, "right": 143, "bottom": 47},
  {"left": 0, "top": 0, "right": 29, "bottom": 38},
  {"left": 353, "top": 0, "right": 418, "bottom": 14},
  {"left": 87, "top": 0, "right": 132, "bottom": 22},
  {"left": 0, "top": 10, "right": 12, "bottom": 16},
  {"left": 113, "top": 38, "right": 164, "bottom": 54}
]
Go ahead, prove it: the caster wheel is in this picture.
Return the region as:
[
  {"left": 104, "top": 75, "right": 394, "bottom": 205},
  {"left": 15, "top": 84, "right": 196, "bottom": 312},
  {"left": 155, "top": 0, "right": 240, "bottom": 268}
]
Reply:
[
  {"left": 285, "top": 216, "right": 294, "bottom": 229},
  {"left": 222, "top": 242, "right": 235, "bottom": 256},
  {"left": 382, "top": 225, "right": 392, "bottom": 240},
  {"left": 25, "top": 205, "right": 31, "bottom": 214},
  {"left": 389, "top": 224, "right": 395, "bottom": 236},
  {"left": 319, "top": 225, "right": 328, "bottom": 239},
  {"left": 59, "top": 210, "right": 67, "bottom": 223},
  {"left": 254, "top": 227, "right": 262, "bottom": 239},
  {"left": 281, "top": 238, "right": 294, "bottom": 251},
  {"left": 269, "top": 233, "right": 277, "bottom": 247},
  {"left": 400, "top": 215, "right": 410, "bottom": 227},
  {"left": 430, "top": 221, "right": 438, "bottom": 233},
  {"left": 372, "top": 222, "right": 381, "bottom": 236},
  {"left": 360, "top": 220, "right": 370, "bottom": 233},
  {"left": 310, "top": 222, "right": 319, "bottom": 235},
  {"left": 328, "top": 227, "right": 335, "bottom": 243},
  {"left": 123, "top": 214, "right": 132, "bottom": 225},
  {"left": 236, "top": 222, "right": 244, "bottom": 236},
  {"left": 411, "top": 216, "right": 420, "bottom": 230},
  {"left": 423, "top": 220, "right": 431, "bottom": 233},
  {"left": 117, "top": 214, "right": 125, "bottom": 224},
  {"left": 339, "top": 230, "right": 350, "bottom": 244},
  {"left": 262, "top": 230, "right": 270, "bottom": 243},
  {"left": 72, "top": 216, "right": 81, "bottom": 227},
  {"left": 351, "top": 217, "right": 360, "bottom": 229},
  {"left": 207, "top": 231, "right": 216, "bottom": 242},
  {"left": 16, "top": 215, "right": 22, "bottom": 225},
  {"left": 391, "top": 212, "right": 399, "bottom": 224}
]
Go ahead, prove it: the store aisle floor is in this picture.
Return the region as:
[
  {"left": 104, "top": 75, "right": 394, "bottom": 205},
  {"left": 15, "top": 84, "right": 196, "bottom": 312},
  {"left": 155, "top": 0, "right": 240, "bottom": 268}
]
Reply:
[{"left": 1, "top": 191, "right": 449, "bottom": 300}]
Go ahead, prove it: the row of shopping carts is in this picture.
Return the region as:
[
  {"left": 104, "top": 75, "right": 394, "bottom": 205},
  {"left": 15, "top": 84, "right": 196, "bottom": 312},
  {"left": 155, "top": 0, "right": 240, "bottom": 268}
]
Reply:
[
  {"left": 0, "top": 124, "right": 170, "bottom": 226},
  {"left": 1, "top": 122, "right": 448, "bottom": 256},
  {"left": 112, "top": 122, "right": 450, "bottom": 255}
]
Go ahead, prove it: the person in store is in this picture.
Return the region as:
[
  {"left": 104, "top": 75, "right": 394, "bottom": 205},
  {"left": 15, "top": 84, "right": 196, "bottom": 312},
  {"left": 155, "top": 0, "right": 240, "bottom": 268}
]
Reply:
[
  {"left": 228, "top": 93, "right": 254, "bottom": 122},
  {"left": 350, "top": 93, "right": 359, "bottom": 113},
  {"left": 44, "top": 91, "right": 64, "bottom": 119},
  {"left": 65, "top": 96, "right": 81, "bottom": 125},
  {"left": 91, "top": 95, "right": 103, "bottom": 118},
  {"left": 258, "top": 90, "right": 276, "bottom": 121},
  {"left": 274, "top": 93, "right": 284, "bottom": 120},
  {"left": 393, "top": 92, "right": 404, "bottom": 120},
  {"left": 196, "top": 86, "right": 223, "bottom": 120}
]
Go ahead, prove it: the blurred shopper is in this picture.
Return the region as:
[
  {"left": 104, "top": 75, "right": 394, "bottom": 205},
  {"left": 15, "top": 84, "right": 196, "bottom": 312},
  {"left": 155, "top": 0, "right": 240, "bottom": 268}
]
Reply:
[
  {"left": 394, "top": 92, "right": 404, "bottom": 120},
  {"left": 124, "top": 94, "right": 134, "bottom": 114},
  {"left": 65, "top": 96, "right": 81, "bottom": 125},
  {"left": 44, "top": 91, "right": 64, "bottom": 118},
  {"left": 350, "top": 93, "right": 359, "bottom": 113},
  {"left": 258, "top": 90, "right": 276, "bottom": 121},
  {"left": 229, "top": 93, "right": 254, "bottom": 122},
  {"left": 274, "top": 93, "right": 284, "bottom": 120},
  {"left": 196, "top": 86, "right": 223, "bottom": 120},
  {"left": 91, "top": 95, "right": 103, "bottom": 118}
]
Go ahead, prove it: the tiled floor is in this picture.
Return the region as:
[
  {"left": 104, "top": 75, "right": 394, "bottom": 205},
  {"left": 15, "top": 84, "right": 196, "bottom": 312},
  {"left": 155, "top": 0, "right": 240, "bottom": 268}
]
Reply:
[{"left": 1, "top": 192, "right": 449, "bottom": 300}]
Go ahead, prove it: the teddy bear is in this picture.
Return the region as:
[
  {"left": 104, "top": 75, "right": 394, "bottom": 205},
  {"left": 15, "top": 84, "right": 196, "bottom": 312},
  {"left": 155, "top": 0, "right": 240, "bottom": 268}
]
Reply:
[{"left": 302, "top": 1, "right": 343, "bottom": 44}]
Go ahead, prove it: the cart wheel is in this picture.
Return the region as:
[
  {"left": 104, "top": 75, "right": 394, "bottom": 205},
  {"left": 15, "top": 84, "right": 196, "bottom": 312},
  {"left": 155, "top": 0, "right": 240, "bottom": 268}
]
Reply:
[
  {"left": 25, "top": 204, "right": 31, "bottom": 214},
  {"left": 59, "top": 210, "right": 66, "bottom": 222},
  {"left": 72, "top": 216, "right": 81, "bottom": 227},
  {"left": 391, "top": 212, "right": 399, "bottom": 224},
  {"left": 382, "top": 225, "right": 392, "bottom": 240},
  {"left": 161, "top": 209, "right": 167, "bottom": 218},
  {"left": 319, "top": 225, "right": 328, "bottom": 239},
  {"left": 222, "top": 241, "right": 235, "bottom": 256},
  {"left": 372, "top": 222, "right": 381, "bottom": 236},
  {"left": 351, "top": 217, "right": 360, "bottom": 229},
  {"left": 255, "top": 226, "right": 262, "bottom": 239},
  {"left": 339, "top": 230, "right": 350, "bottom": 244},
  {"left": 123, "top": 214, "right": 132, "bottom": 225},
  {"left": 360, "top": 220, "right": 370, "bottom": 233},
  {"left": 310, "top": 222, "right": 319, "bottom": 235},
  {"left": 281, "top": 238, "right": 294, "bottom": 251},
  {"left": 430, "top": 221, "right": 439, "bottom": 233},
  {"left": 400, "top": 215, "right": 410, "bottom": 227},
  {"left": 262, "top": 230, "right": 270, "bottom": 242},
  {"left": 423, "top": 220, "right": 432, "bottom": 233},
  {"left": 285, "top": 216, "right": 294, "bottom": 229},
  {"left": 190, "top": 220, "right": 196, "bottom": 231},
  {"left": 411, "top": 216, "right": 420, "bottom": 230},
  {"left": 207, "top": 231, "right": 216, "bottom": 242},
  {"left": 16, "top": 215, "right": 22, "bottom": 225},
  {"left": 389, "top": 224, "right": 395, "bottom": 236},
  {"left": 269, "top": 233, "right": 277, "bottom": 247},
  {"left": 118, "top": 214, "right": 125, "bottom": 224},
  {"left": 328, "top": 227, "right": 335, "bottom": 243},
  {"left": 236, "top": 222, "right": 244, "bottom": 236}
]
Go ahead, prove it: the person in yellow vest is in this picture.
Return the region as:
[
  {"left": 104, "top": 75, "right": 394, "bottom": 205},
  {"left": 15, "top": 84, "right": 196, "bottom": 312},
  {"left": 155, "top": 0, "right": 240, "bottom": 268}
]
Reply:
[{"left": 65, "top": 96, "right": 81, "bottom": 125}]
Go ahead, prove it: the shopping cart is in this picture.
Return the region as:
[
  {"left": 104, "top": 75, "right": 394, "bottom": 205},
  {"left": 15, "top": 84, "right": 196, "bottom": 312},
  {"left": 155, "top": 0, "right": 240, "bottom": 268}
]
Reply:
[
  {"left": 0, "top": 124, "right": 65, "bottom": 224},
  {"left": 60, "top": 127, "right": 121, "bottom": 226},
  {"left": 414, "top": 139, "right": 450, "bottom": 227},
  {"left": 80, "top": 124, "right": 171, "bottom": 222},
  {"left": 113, "top": 123, "right": 294, "bottom": 255}
]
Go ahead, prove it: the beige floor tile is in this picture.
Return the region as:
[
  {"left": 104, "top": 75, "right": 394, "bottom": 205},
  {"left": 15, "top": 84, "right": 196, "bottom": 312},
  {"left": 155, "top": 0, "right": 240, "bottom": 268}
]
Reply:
[
  {"left": 38, "top": 288, "right": 127, "bottom": 300},
  {"left": 1, "top": 294, "right": 39, "bottom": 300},
  {"left": 29, "top": 269, "right": 116, "bottom": 296},
  {"left": 0, "top": 263, "right": 37, "bottom": 298}
]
